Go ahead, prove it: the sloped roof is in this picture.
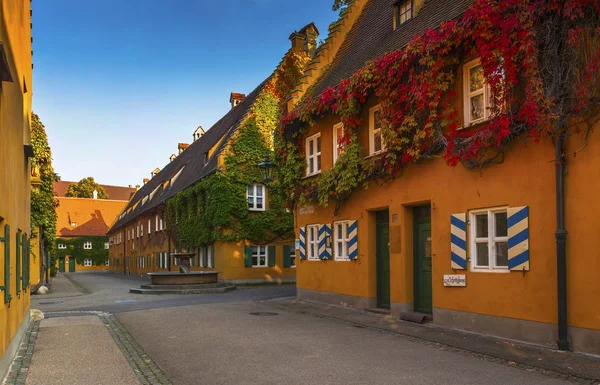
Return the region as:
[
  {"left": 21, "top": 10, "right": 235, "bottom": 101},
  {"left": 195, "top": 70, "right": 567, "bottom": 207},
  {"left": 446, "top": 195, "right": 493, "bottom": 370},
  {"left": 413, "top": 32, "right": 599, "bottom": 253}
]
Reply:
[
  {"left": 53, "top": 181, "right": 135, "bottom": 201},
  {"left": 56, "top": 197, "right": 128, "bottom": 237},
  {"left": 108, "top": 78, "right": 270, "bottom": 233},
  {"left": 310, "top": 0, "right": 474, "bottom": 97}
]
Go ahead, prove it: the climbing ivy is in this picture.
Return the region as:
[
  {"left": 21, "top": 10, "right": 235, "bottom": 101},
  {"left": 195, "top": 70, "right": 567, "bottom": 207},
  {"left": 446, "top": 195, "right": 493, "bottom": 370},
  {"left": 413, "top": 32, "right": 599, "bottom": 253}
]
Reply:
[
  {"left": 166, "top": 48, "right": 310, "bottom": 248},
  {"left": 53, "top": 236, "right": 109, "bottom": 266}
]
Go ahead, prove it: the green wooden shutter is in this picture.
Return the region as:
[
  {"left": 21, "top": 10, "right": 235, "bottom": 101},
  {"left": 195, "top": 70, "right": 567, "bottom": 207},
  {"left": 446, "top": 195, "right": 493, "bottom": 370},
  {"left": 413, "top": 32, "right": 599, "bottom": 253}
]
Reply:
[
  {"left": 283, "top": 246, "right": 291, "bottom": 268},
  {"left": 268, "top": 246, "right": 276, "bottom": 267},
  {"left": 1, "top": 224, "right": 11, "bottom": 304},
  {"left": 23, "top": 234, "right": 29, "bottom": 290},
  {"left": 209, "top": 245, "right": 214, "bottom": 268},
  {"left": 15, "top": 230, "right": 21, "bottom": 296},
  {"left": 244, "top": 246, "right": 253, "bottom": 268}
]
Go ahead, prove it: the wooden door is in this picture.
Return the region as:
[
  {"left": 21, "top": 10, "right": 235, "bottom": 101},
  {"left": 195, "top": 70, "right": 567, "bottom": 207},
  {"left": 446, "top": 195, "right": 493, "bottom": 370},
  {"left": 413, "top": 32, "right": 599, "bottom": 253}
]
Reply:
[
  {"left": 414, "top": 206, "right": 432, "bottom": 313},
  {"left": 376, "top": 211, "right": 391, "bottom": 309},
  {"left": 58, "top": 257, "right": 65, "bottom": 273}
]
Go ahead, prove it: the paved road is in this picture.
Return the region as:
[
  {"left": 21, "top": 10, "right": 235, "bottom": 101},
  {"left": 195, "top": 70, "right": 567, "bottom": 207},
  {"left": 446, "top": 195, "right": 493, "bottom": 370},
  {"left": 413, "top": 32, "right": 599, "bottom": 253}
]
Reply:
[
  {"left": 30, "top": 272, "right": 573, "bottom": 385},
  {"left": 32, "top": 271, "right": 295, "bottom": 314}
]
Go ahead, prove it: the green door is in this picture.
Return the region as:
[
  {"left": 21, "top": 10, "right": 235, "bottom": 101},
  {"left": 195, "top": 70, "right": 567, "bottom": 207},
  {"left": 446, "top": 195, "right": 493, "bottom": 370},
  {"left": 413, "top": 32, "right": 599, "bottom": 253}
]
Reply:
[
  {"left": 376, "top": 211, "right": 391, "bottom": 308},
  {"left": 414, "top": 206, "right": 432, "bottom": 314},
  {"left": 58, "top": 257, "right": 65, "bottom": 273},
  {"left": 68, "top": 257, "right": 76, "bottom": 272}
]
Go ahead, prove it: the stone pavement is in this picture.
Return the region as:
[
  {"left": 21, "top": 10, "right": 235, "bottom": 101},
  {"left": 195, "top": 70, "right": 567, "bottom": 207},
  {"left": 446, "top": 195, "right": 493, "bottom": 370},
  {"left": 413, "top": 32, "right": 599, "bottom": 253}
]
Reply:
[
  {"left": 3, "top": 312, "right": 171, "bottom": 385},
  {"left": 262, "top": 297, "right": 600, "bottom": 384}
]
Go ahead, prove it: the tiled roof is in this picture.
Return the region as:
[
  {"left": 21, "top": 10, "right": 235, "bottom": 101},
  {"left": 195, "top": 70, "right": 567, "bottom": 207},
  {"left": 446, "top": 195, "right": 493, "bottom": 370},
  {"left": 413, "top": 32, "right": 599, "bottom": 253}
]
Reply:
[
  {"left": 53, "top": 181, "right": 135, "bottom": 201},
  {"left": 56, "top": 197, "right": 128, "bottom": 237},
  {"left": 108, "top": 78, "right": 270, "bottom": 233},
  {"left": 310, "top": 0, "right": 474, "bottom": 97}
]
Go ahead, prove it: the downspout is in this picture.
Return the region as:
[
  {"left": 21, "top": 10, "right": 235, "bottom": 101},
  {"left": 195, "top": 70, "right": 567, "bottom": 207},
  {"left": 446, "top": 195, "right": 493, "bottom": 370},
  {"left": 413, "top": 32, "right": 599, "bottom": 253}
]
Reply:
[
  {"left": 555, "top": 135, "right": 569, "bottom": 351},
  {"left": 123, "top": 229, "right": 127, "bottom": 276},
  {"left": 167, "top": 234, "right": 172, "bottom": 272}
]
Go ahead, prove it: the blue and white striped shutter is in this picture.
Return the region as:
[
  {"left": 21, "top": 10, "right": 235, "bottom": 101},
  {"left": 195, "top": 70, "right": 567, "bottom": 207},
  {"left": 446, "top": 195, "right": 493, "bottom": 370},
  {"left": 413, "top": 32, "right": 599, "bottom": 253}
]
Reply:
[
  {"left": 318, "top": 224, "right": 332, "bottom": 260},
  {"left": 299, "top": 227, "right": 306, "bottom": 260},
  {"left": 508, "top": 206, "right": 530, "bottom": 271},
  {"left": 450, "top": 213, "right": 467, "bottom": 270},
  {"left": 348, "top": 220, "right": 358, "bottom": 260}
]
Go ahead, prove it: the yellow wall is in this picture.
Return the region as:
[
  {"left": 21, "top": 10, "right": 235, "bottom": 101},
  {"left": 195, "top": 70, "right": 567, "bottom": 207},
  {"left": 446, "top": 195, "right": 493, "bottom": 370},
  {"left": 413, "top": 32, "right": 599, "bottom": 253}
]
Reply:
[
  {"left": 294, "top": 97, "right": 600, "bottom": 333},
  {"left": 0, "top": 0, "right": 32, "bottom": 362}
]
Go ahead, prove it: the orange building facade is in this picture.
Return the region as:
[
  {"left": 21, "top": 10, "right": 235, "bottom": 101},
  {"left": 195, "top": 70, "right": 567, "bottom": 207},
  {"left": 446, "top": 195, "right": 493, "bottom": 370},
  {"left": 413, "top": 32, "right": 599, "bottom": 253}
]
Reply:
[{"left": 285, "top": 0, "right": 600, "bottom": 355}]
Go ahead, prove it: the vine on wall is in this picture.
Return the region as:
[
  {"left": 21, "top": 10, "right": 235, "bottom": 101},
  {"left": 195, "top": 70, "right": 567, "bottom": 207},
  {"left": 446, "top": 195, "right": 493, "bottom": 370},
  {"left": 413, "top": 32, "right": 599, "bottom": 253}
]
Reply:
[
  {"left": 166, "top": 49, "right": 311, "bottom": 248},
  {"left": 277, "top": 0, "right": 600, "bottom": 209},
  {"left": 53, "top": 236, "right": 109, "bottom": 266}
]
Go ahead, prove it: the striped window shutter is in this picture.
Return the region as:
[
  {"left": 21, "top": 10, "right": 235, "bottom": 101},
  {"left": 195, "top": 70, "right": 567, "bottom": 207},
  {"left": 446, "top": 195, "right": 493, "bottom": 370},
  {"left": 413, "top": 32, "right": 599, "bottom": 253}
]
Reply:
[
  {"left": 299, "top": 227, "right": 306, "bottom": 260},
  {"left": 348, "top": 220, "right": 358, "bottom": 260},
  {"left": 508, "top": 206, "right": 530, "bottom": 271},
  {"left": 318, "top": 224, "right": 332, "bottom": 260},
  {"left": 268, "top": 246, "right": 276, "bottom": 267},
  {"left": 450, "top": 213, "right": 467, "bottom": 269}
]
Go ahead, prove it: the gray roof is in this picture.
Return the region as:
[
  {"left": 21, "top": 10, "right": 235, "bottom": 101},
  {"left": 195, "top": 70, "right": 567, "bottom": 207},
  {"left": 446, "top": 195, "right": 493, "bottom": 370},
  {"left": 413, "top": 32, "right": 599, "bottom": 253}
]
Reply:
[
  {"left": 108, "top": 78, "right": 269, "bottom": 232},
  {"left": 310, "top": 0, "right": 474, "bottom": 97}
]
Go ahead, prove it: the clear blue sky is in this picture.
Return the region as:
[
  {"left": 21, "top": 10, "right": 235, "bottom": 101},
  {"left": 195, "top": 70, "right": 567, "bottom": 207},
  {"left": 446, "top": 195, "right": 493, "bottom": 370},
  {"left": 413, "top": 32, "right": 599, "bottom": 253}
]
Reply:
[{"left": 32, "top": 1, "right": 337, "bottom": 187}]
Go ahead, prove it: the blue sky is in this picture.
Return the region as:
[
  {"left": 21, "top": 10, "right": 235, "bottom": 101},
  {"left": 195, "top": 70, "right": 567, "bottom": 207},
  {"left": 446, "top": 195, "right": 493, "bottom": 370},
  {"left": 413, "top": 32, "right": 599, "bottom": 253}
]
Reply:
[{"left": 32, "top": 1, "right": 338, "bottom": 187}]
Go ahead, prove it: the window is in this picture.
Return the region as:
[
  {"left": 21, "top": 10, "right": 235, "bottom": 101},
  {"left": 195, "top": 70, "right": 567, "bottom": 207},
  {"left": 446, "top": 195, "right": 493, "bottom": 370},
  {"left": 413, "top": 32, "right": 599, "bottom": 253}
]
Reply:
[
  {"left": 83, "top": 241, "right": 92, "bottom": 250},
  {"left": 334, "top": 221, "right": 351, "bottom": 261},
  {"left": 306, "top": 134, "right": 321, "bottom": 176},
  {"left": 141, "top": 223, "right": 144, "bottom": 236},
  {"left": 369, "top": 106, "right": 385, "bottom": 155},
  {"left": 333, "top": 123, "right": 345, "bottom": 163},
  {"left": 251, "top": 246, "right": 268, "bottom": 267},
  {"left": 127, "top": 229, "right": 130, "bottom": 241},
  {"left": 307, "top": 224, "right": 319, "bottom": 260},
  {"left": 105, "top": 259, "right": 110, "bottom": 266},
  {"left": 207, "top": 247, "right": 214, "bottom": 268},
  {"left": 58, "top": 244, "right": 66, "bottom": 249},
  {"left": 104, "top": 242, "right": 109, "bottom": 249},
  {"left": 83, "top": 258, "right": 92, "bottom": 267},
  {"left": 148, "top": 219, "right": 151, "bottom": 234},
  {"left": 160, "top": 217, "right": 164, "bottom": 231},
  {"left": 288, "top": 246, "right": 296, "bottom": 268},
  {"left": 463, "top": 59, "right": 490, "bottom": 126},
  {"left": 470, "top": 208, "right": 508, "bottom": 271},
  {"left": 395, "top": 0, "right": 412, "bottom": 28},
  {"left": 247, "top": 184, "right": 265, "bottom": 211},
  {"left": 155, "top": 215, "right": 159, "bottom": 231}
]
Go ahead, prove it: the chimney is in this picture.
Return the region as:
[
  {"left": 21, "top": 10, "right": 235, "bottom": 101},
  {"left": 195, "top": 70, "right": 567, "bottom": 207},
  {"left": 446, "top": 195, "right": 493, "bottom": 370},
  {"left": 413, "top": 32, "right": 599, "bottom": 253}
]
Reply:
[
  {"left": 170, "top": 153, "right": 176, "bottom": 162},
  {"left": 193, "top": 126, "right": 205, "bottom": 142},
  {"left": 143, "top": 178, "right": 150, "bottom": 184},
  {"left": 292, "top": 22, "right": 319, "bottom": 56},
  {"left": 128, "top": 184, "right": 132, "bottom": 188},
  {"left": 178, "top": 143, "right": 189, "bottom": 155},
  {"left": 135, "top": 184, "right": 140, "bottom": 190},
  {"left": 151, "top": 168, "right": 160, "bottom": 178},
  {"left": 229, "top": 93, "right": 246, "bottom": 109},
  {"left": 92, "top": 189, "right": 98, "bottom": 199}
]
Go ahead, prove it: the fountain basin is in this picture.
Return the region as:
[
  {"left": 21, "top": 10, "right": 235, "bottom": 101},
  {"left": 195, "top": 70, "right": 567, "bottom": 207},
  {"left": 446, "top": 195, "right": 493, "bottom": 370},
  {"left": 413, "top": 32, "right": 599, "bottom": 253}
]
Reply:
[{"left": 147, "top": 271, "right": 219, "bottom": 285}]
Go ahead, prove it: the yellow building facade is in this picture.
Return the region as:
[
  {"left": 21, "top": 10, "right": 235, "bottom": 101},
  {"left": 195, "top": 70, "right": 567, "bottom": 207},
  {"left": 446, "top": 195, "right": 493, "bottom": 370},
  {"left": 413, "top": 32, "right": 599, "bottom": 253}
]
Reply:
[
  {"left": 0, "top": 0, "right": 33, "bottom": 377},
  {"left": 284, "top": 0, "right": 600, "bottom": 355}
]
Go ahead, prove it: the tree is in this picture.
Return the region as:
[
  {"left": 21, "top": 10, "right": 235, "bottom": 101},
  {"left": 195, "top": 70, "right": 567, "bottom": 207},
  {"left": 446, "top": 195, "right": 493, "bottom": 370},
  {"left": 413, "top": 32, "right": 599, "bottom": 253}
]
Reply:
[
  {"left": 65, "top": 177, "right": 109, "bottom": 199},
  {"left": 30, "top": 112, "right": 59, "bottom": 275}
]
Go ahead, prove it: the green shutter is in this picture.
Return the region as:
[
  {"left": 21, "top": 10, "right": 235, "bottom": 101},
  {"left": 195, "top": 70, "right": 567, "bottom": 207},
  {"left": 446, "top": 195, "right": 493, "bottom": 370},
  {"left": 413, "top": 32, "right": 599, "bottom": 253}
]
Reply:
[
  {"left": 268, "top": 246, "right": 276, "bottom": 267},
  {"left": 244, "top": 246, "right": 253, "bottom": 268},
  {"left": 23, "top": 234, "right": 29, "bottom": 290},
  {"left": 15, "top": 230, "right": 21, "bottom": 296},
  {"left": 283, "top": 246, "right": 291, "bottom": 268},
  {"left": 1, "top": 224, "right": 11, "bottom": 304},
  {"left": 209, "top": 245, "right": 214, "bottom": 268}
]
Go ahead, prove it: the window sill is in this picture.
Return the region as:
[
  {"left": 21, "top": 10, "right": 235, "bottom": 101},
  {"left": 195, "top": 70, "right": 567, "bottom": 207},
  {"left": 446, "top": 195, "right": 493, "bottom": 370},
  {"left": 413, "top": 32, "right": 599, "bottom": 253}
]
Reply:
[
  {"left": 248, "top": 208, "right": 266, "bottom": 212},
  {"left": 458, "top": 117, "right": 491, "bottom": 131},
  {"left": 251, "top": 266, "right": 268, "bottom": 268},
  {"left": 470, "top": 267, "right": 510, "bottom": 273},
  {"left": 302, "top": 172, "right": 321, "bottom": 180},
  {"left": 364, "top": 151, "right": 386, "bottom": 160}
]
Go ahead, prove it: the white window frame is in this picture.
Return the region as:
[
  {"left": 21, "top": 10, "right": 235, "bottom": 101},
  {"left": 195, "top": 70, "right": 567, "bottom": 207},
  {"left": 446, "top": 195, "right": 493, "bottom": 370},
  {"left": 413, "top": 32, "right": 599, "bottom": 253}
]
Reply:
[
  {"left": 247, "top": 184, "right": 266, "bottom": 211},
  {"left": 160, "top": 217, "right": 164, "bottom": 231},
  {"left": 463, "top": 58, "right": 491, "bottom": 127},
  {"left": 306, "top": 224, "right": 320, "bottom": 261},
  {"left": 208, "top": 247, "right": 214, "bottom": 268},
  {"left": 469, "top": 207, "right": 509, "bottom": 273},
  {"left": 58, "top": 244, "right": 66, "bottom": 249},
  {"left": 83, "top": 258, "right": 92, "bottom": 267},
  {"left": 104, "top": 242, "right": 109, "bottom": 249},
  {"left": 305, "top": 133, "right": 322, "bottom": 176},
  {"left": 83, "top": 241, "right": 92, "bottom": 250},
  {"left": 251, "top": 245, "right": 268, "bottom": 268},
  {"left": 155, "top": 215, "right": 159, "bottom": 231},
  {"left": 333, "top": 220, "right": 351, "bottom": 261},
  {"left": 141, "top": 223, "right": 144, "bottom": 236},
  {"left": 333, "top": 122, "right": 345, "bottom": 164},
  {"left": 369, "top": 105, "right": 385, "bottom": 155},
  {"left": 148, "top": 219, "right": 151, "bottom": 234},
  {"left": 288, "top": 245, "right": 296, "bottom": 268}
]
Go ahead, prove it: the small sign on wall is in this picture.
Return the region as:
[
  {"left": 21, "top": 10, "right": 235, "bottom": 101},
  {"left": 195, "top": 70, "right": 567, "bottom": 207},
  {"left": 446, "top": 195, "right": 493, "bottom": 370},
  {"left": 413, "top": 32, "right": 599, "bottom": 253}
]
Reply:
[
  {"left": 295, "top": 239, "right": 300, "bottom": 251},
  {"left": 444, "top": 274, "right": 466, "bottom": 287}
]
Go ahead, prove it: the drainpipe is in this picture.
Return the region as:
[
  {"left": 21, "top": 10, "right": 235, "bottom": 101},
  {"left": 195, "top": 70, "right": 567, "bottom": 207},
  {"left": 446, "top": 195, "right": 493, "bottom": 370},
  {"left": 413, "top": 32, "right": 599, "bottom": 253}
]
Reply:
[
  {"left": 167, "top": 234, "right": 172, "bottom": 272},
  {"left": 123, "top": 229, "right": 127, "bottom": 276},
  {"left": 555, "top": 135, "right": 569, "bottom": 351}
]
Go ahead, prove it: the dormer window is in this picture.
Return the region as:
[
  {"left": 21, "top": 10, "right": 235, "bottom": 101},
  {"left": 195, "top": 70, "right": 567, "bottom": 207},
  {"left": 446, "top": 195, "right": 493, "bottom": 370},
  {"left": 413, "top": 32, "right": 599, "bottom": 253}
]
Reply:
[{"left": 394, "top": 0, "right": 412, "bottom": 29}]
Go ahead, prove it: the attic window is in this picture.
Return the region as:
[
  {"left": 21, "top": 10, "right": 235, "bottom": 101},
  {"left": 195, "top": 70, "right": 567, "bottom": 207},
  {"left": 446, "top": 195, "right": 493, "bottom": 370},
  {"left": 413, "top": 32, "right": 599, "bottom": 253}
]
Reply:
[
  {"left": 204, "top": 152, "right": 209, "bottom": 165},
  {"left": 395, "top": 0, "right": 412, "bottom": 28}
]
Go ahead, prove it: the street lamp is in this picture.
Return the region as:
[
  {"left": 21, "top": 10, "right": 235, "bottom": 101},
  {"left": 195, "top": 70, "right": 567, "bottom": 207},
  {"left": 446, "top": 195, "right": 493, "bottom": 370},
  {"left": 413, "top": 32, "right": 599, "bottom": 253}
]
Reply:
[{"left": 258, "top": 153, "right": 276, "bottom": 187}]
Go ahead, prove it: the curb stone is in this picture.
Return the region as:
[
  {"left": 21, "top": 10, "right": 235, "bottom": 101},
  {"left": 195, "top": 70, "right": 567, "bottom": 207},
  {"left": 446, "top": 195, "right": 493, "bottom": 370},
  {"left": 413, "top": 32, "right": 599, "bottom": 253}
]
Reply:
[
  {"left": 3, "top": 311, "right": 172, "bottom": 385},
  {"left": 261, "top": 299, "right": 599, "bottom": 385}
]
